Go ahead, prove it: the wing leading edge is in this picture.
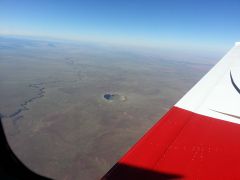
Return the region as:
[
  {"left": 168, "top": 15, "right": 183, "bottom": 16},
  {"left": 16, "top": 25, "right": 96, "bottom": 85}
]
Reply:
[{"left": 102, "top": 43, "right": 240, "bottom": 179}]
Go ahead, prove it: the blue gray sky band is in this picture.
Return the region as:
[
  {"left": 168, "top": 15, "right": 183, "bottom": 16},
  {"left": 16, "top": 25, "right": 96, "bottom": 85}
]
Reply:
[{"left": 0, "top": 0, "right": 240, "bottom": 53}]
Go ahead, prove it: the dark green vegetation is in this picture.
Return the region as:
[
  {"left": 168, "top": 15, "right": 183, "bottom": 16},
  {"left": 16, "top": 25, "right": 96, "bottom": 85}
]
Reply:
[{"left": 0, "top": 36, "right": 213, "bottom": 180}]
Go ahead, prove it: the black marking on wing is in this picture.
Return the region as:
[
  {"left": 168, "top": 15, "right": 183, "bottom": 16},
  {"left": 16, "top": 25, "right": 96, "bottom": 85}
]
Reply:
[
  {"left": 230, "top": 71, "right": 240, "bottom": 94},
  {"left": 210, "top": 109, "right": 240, "bottom": 120}
]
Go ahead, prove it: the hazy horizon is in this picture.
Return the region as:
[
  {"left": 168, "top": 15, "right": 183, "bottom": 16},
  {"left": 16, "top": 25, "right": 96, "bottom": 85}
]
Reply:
[{"left": 1, "top": 0, "right": 240, "bottom": 54}]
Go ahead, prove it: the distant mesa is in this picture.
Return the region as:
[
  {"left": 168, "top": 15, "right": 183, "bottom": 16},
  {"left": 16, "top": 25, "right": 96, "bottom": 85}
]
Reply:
[
  {"left": 48, "top": 43, "right": 56, "bottom": 47},
  {"left": 103, "top": 93, "right": 127, "bottom": 102}
]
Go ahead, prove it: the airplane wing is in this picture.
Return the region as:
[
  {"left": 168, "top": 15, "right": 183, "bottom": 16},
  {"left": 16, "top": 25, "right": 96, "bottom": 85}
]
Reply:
[{"left": 102, "top": 42, "right": 240, "bottom": 179}]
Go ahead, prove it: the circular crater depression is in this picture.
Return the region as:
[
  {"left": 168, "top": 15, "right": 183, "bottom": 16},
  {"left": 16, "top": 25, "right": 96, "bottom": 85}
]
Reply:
[{"left": 103, "top": 93, "right": 127, "bottom": 102}]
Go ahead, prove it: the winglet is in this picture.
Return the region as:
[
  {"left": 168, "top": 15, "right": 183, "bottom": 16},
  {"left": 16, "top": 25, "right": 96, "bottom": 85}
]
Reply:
[{"left": 235, "top": 42, "right": 240, "bottom": 46}]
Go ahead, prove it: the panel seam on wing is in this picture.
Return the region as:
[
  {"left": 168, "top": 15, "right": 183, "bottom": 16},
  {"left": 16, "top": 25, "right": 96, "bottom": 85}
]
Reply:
[{"left": 153, "top": 107, "right": 195, "bottom": 169}]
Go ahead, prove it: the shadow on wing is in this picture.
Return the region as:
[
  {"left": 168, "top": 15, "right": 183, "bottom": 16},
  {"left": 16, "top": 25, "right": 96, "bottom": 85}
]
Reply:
[{"left": 102, "top": 163, "right": 183, "bottom": 180}]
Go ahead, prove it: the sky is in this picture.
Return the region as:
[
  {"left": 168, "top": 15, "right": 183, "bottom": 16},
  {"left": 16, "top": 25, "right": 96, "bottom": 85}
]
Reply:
[{"left": 1, "top": 0, "right": 240, "bottom": 53}]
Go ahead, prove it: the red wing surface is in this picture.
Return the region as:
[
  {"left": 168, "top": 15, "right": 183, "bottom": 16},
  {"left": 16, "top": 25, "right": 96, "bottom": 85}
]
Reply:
[{"left": 102, "top": 43, "right": 240, "bottom": 179}]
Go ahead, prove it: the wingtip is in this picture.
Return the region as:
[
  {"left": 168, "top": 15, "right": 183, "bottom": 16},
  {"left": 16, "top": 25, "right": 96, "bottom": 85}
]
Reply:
[{"left": 235, "top": 42, "right": 240, "bottom": 46}]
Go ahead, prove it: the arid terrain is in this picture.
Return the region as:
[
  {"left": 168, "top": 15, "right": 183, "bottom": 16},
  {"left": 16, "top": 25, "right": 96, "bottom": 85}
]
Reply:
[{"left": 0, "top": 36, "right": 213, "bottom": 179}]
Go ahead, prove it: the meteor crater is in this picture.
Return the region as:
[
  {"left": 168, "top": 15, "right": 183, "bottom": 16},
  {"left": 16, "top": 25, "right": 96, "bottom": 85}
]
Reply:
[{"left": 103, "top": 93, "right": 127, "bottom": 102}]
